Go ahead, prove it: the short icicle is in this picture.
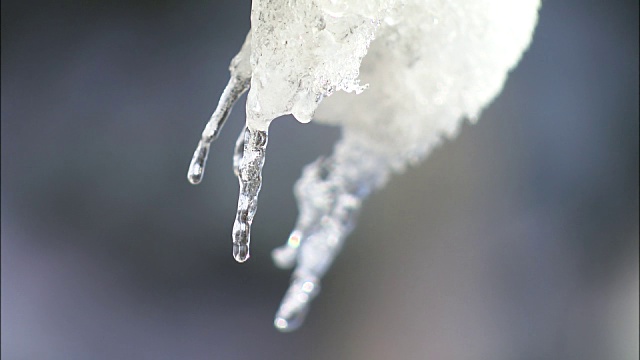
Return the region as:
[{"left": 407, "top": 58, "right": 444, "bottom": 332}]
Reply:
[
  {"left": 187, "top": 75, "right": 250, "bottom": 184},
  {"left": 187, "top": 33, "right": 251, "bottom": 185},
  {"left": 232, "top": 126, "right": 269, "bottom": 262}
]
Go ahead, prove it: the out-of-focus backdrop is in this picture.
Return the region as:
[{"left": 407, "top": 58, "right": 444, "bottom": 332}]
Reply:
[{"left": 2, "top": 1, "right": 638, "bottom": 359}]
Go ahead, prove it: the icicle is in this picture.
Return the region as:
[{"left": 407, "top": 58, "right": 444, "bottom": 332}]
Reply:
[
  {"left": 187, "top": 33, "right": 252, "bottom": 185},
  {"left": 187, "top": 76, "right": 250, "bottom": 184},
  {"left": 183, "top": 0, "right": 540, "bottom": 332},
  {"left": 272, "top": 158, "right": 330, "bottom": 270},
  {"left": 232, "top": 127, "right": 269, "bottom": 262},
  {"left": 272, "top": 134, "right": 392, "bottom": 331}
]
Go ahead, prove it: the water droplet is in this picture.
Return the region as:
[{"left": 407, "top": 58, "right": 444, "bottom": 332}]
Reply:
[
  {"left": 233, "top": 243, "right": 250, "bottom": 263},
  {"left": 187, "top": 142, "right": 210, "bottom": 184}
]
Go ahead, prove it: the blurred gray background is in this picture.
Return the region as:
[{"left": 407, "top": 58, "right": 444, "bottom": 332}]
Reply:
[{"left": 2, "top": 1, "right": 638, "bottom": 359}]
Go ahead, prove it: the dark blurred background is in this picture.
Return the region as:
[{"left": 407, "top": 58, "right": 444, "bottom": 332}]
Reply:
[{"left": 1, "top": 1, "right": 638, "bottom": 359}]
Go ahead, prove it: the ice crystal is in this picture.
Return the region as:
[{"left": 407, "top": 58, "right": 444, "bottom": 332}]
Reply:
[{"left": 187, "top": 0, "right": 541, "bottom": 331}]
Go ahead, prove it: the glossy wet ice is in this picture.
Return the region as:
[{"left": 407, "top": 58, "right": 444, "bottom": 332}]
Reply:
[{"left": 187, "top": 0, "right": 540, "bottom": 331}]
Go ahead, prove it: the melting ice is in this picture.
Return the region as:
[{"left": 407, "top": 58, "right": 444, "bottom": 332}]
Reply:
[{"left": 187, "top": 0, "right": 541, "bottom": 331}]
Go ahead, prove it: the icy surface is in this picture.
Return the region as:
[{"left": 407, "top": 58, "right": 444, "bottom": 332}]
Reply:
[
  {"left": 187, "top": 0, "right": 541, "bottom": 331},
  {"left": 247, "top": 0, "right": 396, "bottom": 127}
]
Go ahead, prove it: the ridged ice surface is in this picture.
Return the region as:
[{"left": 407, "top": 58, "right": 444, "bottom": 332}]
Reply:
[
  {"left": 232, "top": 127, "right": 268, "bottom": 262},
  {"left": 246, "top": 0, "right": 396, "bottom": 127},
  {"left": 186, "top": 0, "right": 541, "bottom": 331}
]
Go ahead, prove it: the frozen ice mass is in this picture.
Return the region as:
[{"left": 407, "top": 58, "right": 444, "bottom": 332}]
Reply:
[{"left": 187, "top": 0, "right": 541, "bottom": 331}]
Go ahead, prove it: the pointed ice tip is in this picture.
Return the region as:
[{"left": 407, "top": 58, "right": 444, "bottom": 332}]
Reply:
[
  {"left": 187, "top": 168, "right": 203, "bottom": 184},
  {"left": 233, "top": 244, "right": 250, "bottom": 263},
  {"left": 187, "top": 142, "right": 210, "bottom": 184},
  {"left": 273, "top": 307, "right": 307, "bottom": 332},
  {"left": 274, "top": 317, "right": 296, "bottom": 332}
]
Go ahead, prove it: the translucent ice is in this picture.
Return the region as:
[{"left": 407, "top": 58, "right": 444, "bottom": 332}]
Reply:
[{"left": 187, "top": 0, "right": 541, "bottom": 331}]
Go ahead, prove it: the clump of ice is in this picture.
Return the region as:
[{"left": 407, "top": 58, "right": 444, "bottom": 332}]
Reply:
[
  {"left": 187, "top": 0, "right": 541, "bottom": 331},
  {"left": 247, "top": 0, "right": 396, "bottom": 128}
]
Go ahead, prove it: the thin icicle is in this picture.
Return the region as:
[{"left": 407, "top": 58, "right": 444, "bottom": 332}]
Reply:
[
  {"left": 187, "top": 76, "right": 249, "bottom": 184},
  {"left": 232, "top": 127, "right": 269, "bottom": 262},
  {"left": 187, "top": 34, "right": 252, "bottom": 185}
]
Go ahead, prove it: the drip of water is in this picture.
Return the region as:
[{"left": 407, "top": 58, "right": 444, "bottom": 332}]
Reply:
[
  {"left": 232, "top": 127, "right": 269, "bottom": 262},
  {"left": 187, "top": 76, "right": 249, "bottom": 184}
]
